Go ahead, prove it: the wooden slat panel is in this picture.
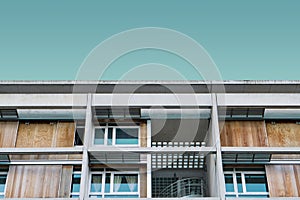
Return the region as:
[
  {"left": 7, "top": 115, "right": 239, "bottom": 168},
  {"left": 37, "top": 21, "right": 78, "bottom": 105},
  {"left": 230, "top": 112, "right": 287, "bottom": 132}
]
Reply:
[
  {"left": 266, "top": 165, "right": 300, "bottom": 197},
  {"left": 266, "top": 122, "right": 300, "bottom": 147},
  {"left": 58, "top": 166, "right": 73, "bottom": 198},
  {"left": 140, "top": 121, "right": 147, "bottom": 147},
  {"left": 55, "top": 122, "right": 75, "bottom": 147},
  {"left": 6, "top": 165, "right": 62, "bottom": 198},
  {"left": 139, "top": 165, "right": 147, "bottom": 198},
  {"left": 0, "top": 121, "right": 18, "bottom": 147},
  {"left": 6, "top": 122, "right": 75, "bottom": 198},
  {"left": 220, "top": 121, "right": 269, "bottom": 147},
  {"left": 266, "top": 121, "right": 300, "bottom": 159},
  {"left": 50, "top": 122, "right": 75, "bottom": 160}
]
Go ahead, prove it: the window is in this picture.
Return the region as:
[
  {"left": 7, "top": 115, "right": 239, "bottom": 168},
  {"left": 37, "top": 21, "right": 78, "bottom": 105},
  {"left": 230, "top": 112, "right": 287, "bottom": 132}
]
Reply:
[
  {"left": 70, "top": 170, "right": 81, "bottom": 198},
  {"left": 224, "top": 168, "right": 269, "bottom": 198},
  {"left": 74, "top": 125, "right": 85, "bottom": 146},
  {"left": 89, "top": 170, "right": 139, "bottom": 198},
  {"left": 94, "top": 125, "right": 139, "bottom": 146},
  {"left": 0, "top": 171, "right": 7, "bottom": 198}
]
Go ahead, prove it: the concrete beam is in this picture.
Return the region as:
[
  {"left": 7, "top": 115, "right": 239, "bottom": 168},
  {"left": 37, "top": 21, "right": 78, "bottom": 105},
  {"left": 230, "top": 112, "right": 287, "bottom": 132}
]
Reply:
[
  {"left": 92, "top": 94, "right": 212, "bottom": 107},
  {"left": 88, "top": 146, "right": 216, "bottom": 154},
  {"left": 0, "top": 94, "right": 87, "bottom": 107},
  {"left": 222, "top": 147, "right": 300, "bottom": 154},
  {"left": 0, "top": 147, "right": 83, "bottom": 154},
  {"left": 217, "top": 93, "right": 300, "bottom": 107}
]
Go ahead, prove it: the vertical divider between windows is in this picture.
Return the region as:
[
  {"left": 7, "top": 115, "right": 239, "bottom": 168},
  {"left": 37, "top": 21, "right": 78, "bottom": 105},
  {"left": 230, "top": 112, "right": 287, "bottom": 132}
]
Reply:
[
  {"left": 212, "top": 93, "right": 226, "bottom": 199},
  {"left": 79, "top": 93, "right": 93, "bottom": 200}
]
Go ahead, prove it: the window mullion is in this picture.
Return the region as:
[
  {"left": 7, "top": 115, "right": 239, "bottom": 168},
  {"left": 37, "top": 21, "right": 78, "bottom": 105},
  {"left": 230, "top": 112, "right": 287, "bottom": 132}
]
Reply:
[
  {"left": 101, "top": 172, "right": 105, "bottom": 198},
  {"left": 104, "top": 125, "right": 108, "bottom": 145},
  {"left": 113, "top": 127, "right": 116, "bottom": 145},
  {"left": 232, "top": 170, "right": 238, "bottom": 197},
  {"left": 111, "top": 172, "right": 114, "bottom": 193},
  {"left": 241, "top": 172, "right": 247, "bottom": 193}
]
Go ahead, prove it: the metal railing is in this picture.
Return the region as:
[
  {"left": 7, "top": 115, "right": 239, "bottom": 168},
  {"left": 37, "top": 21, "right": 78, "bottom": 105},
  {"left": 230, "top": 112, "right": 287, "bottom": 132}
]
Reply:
[{"left": 158, "top": 177, "right": 205, "bottom": 198}]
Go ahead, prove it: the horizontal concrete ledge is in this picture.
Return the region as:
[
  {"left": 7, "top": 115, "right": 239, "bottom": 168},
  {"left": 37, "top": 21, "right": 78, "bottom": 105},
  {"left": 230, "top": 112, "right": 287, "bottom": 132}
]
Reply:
[
  {"left": 228, "top": 198, "right": 300, "bottom": 200},
  {"left": 222, "top": 147, "right": 300, "bottom": 154},
  {"left": 93, "top": 94, "right": 212, "bottom": 107},
  {"left": 2, "top": 80, "right": 300, "bottom": 94},
  {"left": 0, "top": 197, "right": 223, "bottom": 200},
  {"left": 217, "top": 93, "right": 300, "bottom": 106},
  {"left": 89, "top": 198, "right": 220, "bottom": 200},
  {"left": 88, "top": 146, "right": 216, "bottom": 154},
  {"left": 0, "top": 94, "right": 87, "bottom": 107},
  {"left": 0, "top": 160, "right": 82, "bottom": 165},
  {"left": 0, "top": 147, "right": 83, "bottom": 154}
]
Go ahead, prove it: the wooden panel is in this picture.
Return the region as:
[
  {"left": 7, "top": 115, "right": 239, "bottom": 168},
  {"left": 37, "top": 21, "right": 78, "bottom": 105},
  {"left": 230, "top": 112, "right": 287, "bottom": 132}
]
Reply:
[
  {"left": 0, "top": 121, "right": 18, "bottom": 147},
  {"left": 140, "top": 121, "right": 147, "bottom": 147},
  {"left": 6, "top": 165, "right": 62, "bottom": 198},
  {"left": 139, "top": 165, "right": 147, "bottom": 198},
  {"left": 266, "top": 165, "right": 300, "bottom": 197},
  {"left": 220, "top": 121, "right": 269, "bottom": 147},
  {"left": 266, "top": 121, "right": 300, "bottom": 159},
  {"left": 6, "top": 122, "right": 75, "bottom": 198},
  {"left": 55, "top": 122, "right": 75, "bottom": 147},
  {"left": 50, "top": 122, "right": 75, "bottom": 160},
  {"left": 266, "top": 122, "right": 300, "bottom": 147},
  {"left": 58, "top": 166, "right": 73, "bottom": 198}
]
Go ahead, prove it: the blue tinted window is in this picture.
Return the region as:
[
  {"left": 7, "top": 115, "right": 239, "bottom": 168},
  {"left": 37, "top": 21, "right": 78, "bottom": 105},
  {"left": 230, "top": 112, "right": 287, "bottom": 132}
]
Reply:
[
  {"left": 115, "top": 128, "right": 138, "bottom": 145},
  {"left": 108, "top": 128, "right": 113, "bottom": 145},
  {"left": 94, "top": 128, "right": 105, "bottom": 145},
  {"left": 245, "top": 174, "right": 268, "bottom": 192},
  {"left": 236, "top": 173, "right": 243, "bottom": 193},
  {"left": 113, "top": 174, "right": 138, "bottom": 193},
  {"left": 91, "top": 174, "right": 102, "bottom": 192},
  {"left": 225, "top": 174, "right": 234, "bottom": 192},
  {"left": 71, "top": 174, "right": 81, "bottom": 193}
]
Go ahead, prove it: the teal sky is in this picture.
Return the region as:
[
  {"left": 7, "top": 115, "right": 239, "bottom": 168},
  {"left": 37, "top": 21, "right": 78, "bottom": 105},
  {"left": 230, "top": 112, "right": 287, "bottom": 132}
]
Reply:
[{"left": 0, "top": 0, "right": 299, "bottom": 80}]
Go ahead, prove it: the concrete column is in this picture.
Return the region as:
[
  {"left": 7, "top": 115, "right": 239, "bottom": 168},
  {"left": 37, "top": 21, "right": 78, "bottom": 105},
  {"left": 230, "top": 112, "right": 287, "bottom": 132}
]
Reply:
[
  {"left": 79, "top": 93, "right": 93, "bottom": 200},
  {"left": 211, "top": 94, "right": 226, "bottom": 200}
]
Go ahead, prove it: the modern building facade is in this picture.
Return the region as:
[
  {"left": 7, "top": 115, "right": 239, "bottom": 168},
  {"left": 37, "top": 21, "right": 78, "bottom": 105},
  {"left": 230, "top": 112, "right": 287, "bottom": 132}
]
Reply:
[{"left": 0, "top": 81, "right": 299, "bottom": 200}]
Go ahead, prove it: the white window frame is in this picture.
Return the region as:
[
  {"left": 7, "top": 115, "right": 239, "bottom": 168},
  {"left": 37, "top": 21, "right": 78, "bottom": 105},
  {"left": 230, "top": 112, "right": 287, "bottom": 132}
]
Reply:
[
  {"left": 89, "top": 169, "right": 140, "bottom": 198},
  {"left": 224, "top": 168, "right": 269, "bottom": 198},
  {"left": 93, "top": 125, "right": 140, "bottom": 147},
  {"left": 0, "top": 171, "right": 8, "bottom": 198},
  {"left": 70, "top": 170, "right": 81, "bottom": 198}
]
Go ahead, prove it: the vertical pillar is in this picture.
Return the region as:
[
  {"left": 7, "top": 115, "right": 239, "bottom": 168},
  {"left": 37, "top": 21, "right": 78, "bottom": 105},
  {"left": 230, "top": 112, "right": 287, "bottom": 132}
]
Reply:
[
  {"left": 79, "top": 93, "right": 93, "bottom": 200},
  {"left": 211, "top": 93, "right": 226, "bottom": 200},
  {"left": 146, "top": 120, "right": 152, "bottom": 198}
]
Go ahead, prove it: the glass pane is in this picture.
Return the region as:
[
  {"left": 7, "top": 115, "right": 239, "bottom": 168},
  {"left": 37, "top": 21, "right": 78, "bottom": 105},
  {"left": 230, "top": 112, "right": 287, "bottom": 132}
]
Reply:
[
  {"left": 115, "top": 128, "right": 138, "bottom": 145},
  {"left": 90, "top": 174, "right": 102, "bottom": 192},
  {"left": 224, "top": 174, "right": 234, "bottom": 192},
  {"left": 108, "top": 128, "right": 113, "bottom": 145},
  {"left": 245, "top": 174, "right": 267, "bottom": 192},
  {"left": 104, "top": 194, "right": 139, "bottom": 198},
  {"left": 236, "top": 173, "right": 243, "bottom": 193},
  {"left": 71, "top": 174, "right": 81, "bottom": 193},
  {"left": 113, "top": 174, "right": 138, "bottom": 193},
  {"left": 105, "top": 173, "right": 111, "bottom": 193},
  {"left": 238, "top": 194, "right": 269, "bottom": 198},
  {"left": 225, "top": 194, "right": 237, "bottom": 198},
  {"left": 70, "top": 195, "right": 79, "bottom": 198},
  {"left": 0, "top": 175, "right": 7, "bottom": 193},
  {"left": 94, "top": 128, "right": 105, "bottom": 145}
]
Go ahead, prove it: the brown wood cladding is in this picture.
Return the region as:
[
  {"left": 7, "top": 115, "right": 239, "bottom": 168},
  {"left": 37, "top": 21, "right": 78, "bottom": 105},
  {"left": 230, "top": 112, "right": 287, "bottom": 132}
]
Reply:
[
  {"left": 0, "top": 121, "right": 18, "bottom": 147},
  {"left": 220, "top": 121, "right": 269, "bottom": 147},
  {"left": 266, "top": 122, "right": 300, "bottom": 147},
  {"left": 265, "top": 122, "right": 300, "bottom": 197},
  {"left": 266, "top": 165, "right": 300, "bottom": 197},
  {"left": 140, "top": 121, "right": 147, "bottom": 147},
  {"left": 5, "top": 122, "right": 75, "bottom": 198},
  {"left": 139, "top": 165, "right": 147, "bottom": 198}
]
